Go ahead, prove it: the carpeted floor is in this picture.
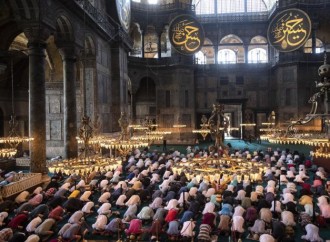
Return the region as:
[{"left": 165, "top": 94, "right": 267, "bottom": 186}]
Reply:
[
  {"left": 150, "top": 139, "right": 313, "bottom": 157},
  {"left": 27, "top": 140, "right": 330, "bottom": 241}
]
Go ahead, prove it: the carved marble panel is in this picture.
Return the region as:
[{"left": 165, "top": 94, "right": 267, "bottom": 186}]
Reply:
[
  {"left": 49, "top": 95, "right": 61, "bottom": 113},
  {"left": 50, "top": 120, "right": 62, "bottom": 140}
]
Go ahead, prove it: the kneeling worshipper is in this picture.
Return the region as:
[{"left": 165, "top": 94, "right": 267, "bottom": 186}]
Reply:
[
  {"left": 34, "top": 218, "right": 56, "bottom": 241},
  {"left": 301, "top": 224, "right": 324, "bottom": 242},
  {"left": 58, "top": 222, "right": 88, "bottom": 242},
  {"left": 103, "top": 214, "right": 125, "bottom": 235},
  {"left": 125, "top": 219, "right": 144, "bottom": 238},
  {"left": 92, "top": 214, "right": 108, "bottom": 234}
]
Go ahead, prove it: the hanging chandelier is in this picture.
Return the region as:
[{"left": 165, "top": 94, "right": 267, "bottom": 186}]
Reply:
[
  {"left": 100, "top": 112, "right": 148, "bottom": 157},
  {"left": 129, "top": 115, "right": 172, "bottom": 145},
  {"left": 265, "top": 52, "right": 330, "bottom": 158},
  {"left": 171, "top": 154, "right": 269, "bottom": 185},
  {"left": 192, "top": 114, "right": 210, "bottom": 140},
  {"left": 0, "top": 58, "right": 33, "bottom": 158},
  {"left": 192, "top": 104, "right": 229, "bottom": 152}
]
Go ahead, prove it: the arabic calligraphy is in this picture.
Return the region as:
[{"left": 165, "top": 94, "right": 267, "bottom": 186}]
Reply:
[
  {"left": 267, "top": 9, "right": 311, "bottom": 52},
  {"left": 169, "top": 15, "right": 204, "bottom": 55}
]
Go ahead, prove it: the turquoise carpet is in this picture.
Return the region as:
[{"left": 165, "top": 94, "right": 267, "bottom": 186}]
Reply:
[
  {"left": 45, "top": 139, "right": 329, "bottom": 241},
  {"left": 151, "top": 139, "right": 313, "bottom": 157}
]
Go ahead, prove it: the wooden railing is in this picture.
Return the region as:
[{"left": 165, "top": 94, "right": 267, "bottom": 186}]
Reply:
[{"left": 1, "top": 173, "right": 42, "bottom": 198}]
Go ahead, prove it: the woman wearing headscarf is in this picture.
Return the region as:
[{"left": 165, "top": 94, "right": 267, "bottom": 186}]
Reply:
[
  {"left": 202, "top": 212, "right": 216, "bottom": 229},
  {"left": 149, "top": 219, "right": 163, "bottom": 241},
  {"left": 149, "top": 197, "right": 163, "bottom": 210},
  {"left": 125, "top": 219, "right": 144, "bottom": 237},
  {"left": 28, "top": 194, "right": 43, "bottom": 206},
  {"left": 259, "top": 234, "right": 275, "bottom": 242},
  {"left": 245, "top": 206, "right": 258, "bottom": 225},
  {"left": 301, "top": 224, "right": 324, "bottom": 242},
  {"left": 137, "top": 206, "right": 154, "bottom": 221},
  {"left": 180, "top": 220, "right": 195, "bottom": 238},
  {"left": 218, "top": 214, "right": 231, "bottom": 235},
  {"left": 122, "top": 204, "right": 137, "bottom": 222},
  {"left": 104, "top": 214, "right": 124, "bottom": 235},
  {"left": 166, "top": 220, "right": 180, "bottom": 238},
  {"left": 165, "top": 208, "right": 178, "bottom": 223}
]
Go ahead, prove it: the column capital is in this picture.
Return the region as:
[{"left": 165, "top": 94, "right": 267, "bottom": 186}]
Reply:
[
  {"left": 57, "top": 43, "right": 79, "bottom": 62},
  {"left": 23, "top": 25, "right": 50, "bottom": 47}
]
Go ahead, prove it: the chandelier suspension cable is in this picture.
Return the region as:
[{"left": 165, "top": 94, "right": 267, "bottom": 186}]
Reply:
[{"left": 11, "top": 58, "right": 14, "bottom": 117}]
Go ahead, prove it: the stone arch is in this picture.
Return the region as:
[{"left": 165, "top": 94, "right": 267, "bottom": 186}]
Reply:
[
  {"left": 144, "top": 25, "right": 158, "bottom": 58},
  {"left": 8, "top": 0, "right": 40, "bottom": 20},
  {"left": 84, "top": 34, "right": 96, "bottom": 56},
  {"left": 129, "top": 68, "right": 159, "bottom": 93},
  {"left": 195, "top": 38, "right": 215, "bottom": 64},
  {"left": 220, "top": 34, "right": 244, "bottom": 44},
  {"left": 56, "top": 14, "right": 74, "bottom": 42},
  {"left": 130, "top": 22, "right": 142, "bottom": 57},
  {"left": 248, "top": 35, "right": 268, "bottom": 63},
  {"left": 304, "top": 38, "right": 325, "bottom": 54},
  {"left": 219, "top": 34, "right": 244, "bottom": 63},
  {"left": 8, "top": 32, "right": 28, "bottom": 52},
  {"left": 160, "top": 25, "right": 171, "bottom": 57}
]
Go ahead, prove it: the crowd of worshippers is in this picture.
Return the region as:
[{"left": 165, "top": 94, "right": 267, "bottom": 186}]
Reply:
[{"left": 0, "top": 147, "right": 328, "bottom": 242}]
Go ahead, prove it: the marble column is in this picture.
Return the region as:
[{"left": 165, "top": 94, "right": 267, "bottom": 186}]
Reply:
[
  {"left": 158, "top": 33, "right": 162, "bottom": 58},
  {"left": 214, "top": 44, "right": 218, "bottom": 64},
  {"left": 24, "top": 27, "right": 49, "bottom": 174},
  {"left": 244, "top": 44, "right": 248, "bottom": 63},
  {"left": 131, "top": 92, "right": 136, "bottom": 121},
  {"left": 312, "top": 28, "right": 316, "bottom": 54},
  {"left": 141, "top": 30, "right": 145, "bottom": 58},
  {"left": 59, "top": 46, "right": 78, "bottom": 159}
]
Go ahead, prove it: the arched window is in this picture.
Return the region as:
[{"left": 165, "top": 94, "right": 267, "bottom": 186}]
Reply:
[
  {"left": 248, "top": 36, "right": 268, "bottom": 63},
  {"left": 219, "top": 34, "right": 244, "bottom": 63},
  {"left": 148, "top": 0, "right": 158, "bottom": 4},
  {"left": 129, "top": 23, "right": 143, "bottom": 57},
  {"left": 195, "top": 51, "right": 206, "bottom": 64},
  {"left": 248, "top": 48, "right": 267, "bottom": 63},
  {"left": 218, "top": 49, "right": 236, "bottom": 64},
  {"left": 304, "top": 38, "right": 324, "bottom": 54},
  {"left": 194, "top": 39, "right": 215, "bottom": 64},
  {"left": 194, "top": 0, "right": 215, "bottom": 14}
]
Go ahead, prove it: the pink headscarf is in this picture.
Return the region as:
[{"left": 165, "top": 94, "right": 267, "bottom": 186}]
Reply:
[
  {"left": 126, "top": 219, "right": 143, "bottom": 235},
  {"left": 28, "top": 194, "right": 43, "bottom": 206}
]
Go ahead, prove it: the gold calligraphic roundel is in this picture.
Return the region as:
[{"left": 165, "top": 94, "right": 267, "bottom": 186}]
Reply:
[
  {"left": 267, "top": 8, "right": 311, "bottom": 52},
  {"left": 168, "top": 14, "right": 205, "bottom": 55}
]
